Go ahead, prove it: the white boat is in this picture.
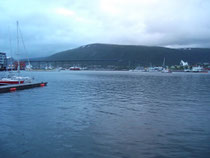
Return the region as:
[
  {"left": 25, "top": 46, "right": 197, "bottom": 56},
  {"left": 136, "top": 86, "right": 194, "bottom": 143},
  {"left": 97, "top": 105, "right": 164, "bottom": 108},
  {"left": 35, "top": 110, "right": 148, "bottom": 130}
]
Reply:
[
  {"left": 25, "top": 64, "right": 33, "bottom": 71},
  {"left": 45, "top": 65, "right": 53, "bottom": 70},
  {"left": 146, "top": 67, "right": 161, "bottom": 72},
  {"left": 162, "top": 68, "right": 172, "bottom": 73},
  {"left": 184, "top": 69, "right": 191, "bottom": 72},
  {"left": 192, "top": 66, "right": 208, "bottom": 73},
  {"left": 69, "top": 66, "right": 81, "bottom": 70}
]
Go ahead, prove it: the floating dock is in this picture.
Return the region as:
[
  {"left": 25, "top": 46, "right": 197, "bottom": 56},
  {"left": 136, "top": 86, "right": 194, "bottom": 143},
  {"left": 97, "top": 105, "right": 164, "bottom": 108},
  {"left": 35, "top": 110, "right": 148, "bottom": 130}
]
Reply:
[{"left": 0, "top": 82, "right": 48, "bottom": 93}]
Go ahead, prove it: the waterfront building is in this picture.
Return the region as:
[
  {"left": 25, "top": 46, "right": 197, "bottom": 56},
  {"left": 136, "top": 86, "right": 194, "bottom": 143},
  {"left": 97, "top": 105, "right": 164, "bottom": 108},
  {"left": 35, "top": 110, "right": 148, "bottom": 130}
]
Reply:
[{"left": 0, "top": 52, "right": 7, "bottom": 71}]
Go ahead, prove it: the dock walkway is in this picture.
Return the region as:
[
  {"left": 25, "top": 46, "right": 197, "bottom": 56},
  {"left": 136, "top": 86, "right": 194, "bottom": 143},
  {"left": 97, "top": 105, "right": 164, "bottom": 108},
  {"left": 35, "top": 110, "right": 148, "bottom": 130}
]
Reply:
[{"left": 0, "top": 82, "right": 48, "bottom": 93}]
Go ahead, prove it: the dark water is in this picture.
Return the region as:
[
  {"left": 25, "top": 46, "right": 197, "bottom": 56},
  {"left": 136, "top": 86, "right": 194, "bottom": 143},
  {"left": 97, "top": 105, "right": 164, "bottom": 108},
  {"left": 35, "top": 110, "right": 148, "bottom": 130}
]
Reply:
[{"left": 0, "top": 71, "right": 210, "bottom": 158}]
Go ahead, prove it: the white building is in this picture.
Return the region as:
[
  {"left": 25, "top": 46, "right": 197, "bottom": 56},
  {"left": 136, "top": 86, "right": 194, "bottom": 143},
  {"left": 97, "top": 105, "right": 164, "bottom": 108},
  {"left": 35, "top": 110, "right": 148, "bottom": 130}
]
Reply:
[{"left": 180, "top": 60, "right": 189, "bottom": 66}]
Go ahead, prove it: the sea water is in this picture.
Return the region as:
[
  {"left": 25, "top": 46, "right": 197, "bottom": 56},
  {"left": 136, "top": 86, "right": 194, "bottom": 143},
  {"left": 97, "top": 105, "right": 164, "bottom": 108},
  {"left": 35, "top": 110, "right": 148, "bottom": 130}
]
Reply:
[{"left": 0, "top": 71, "right": 210, "bottom": 158}]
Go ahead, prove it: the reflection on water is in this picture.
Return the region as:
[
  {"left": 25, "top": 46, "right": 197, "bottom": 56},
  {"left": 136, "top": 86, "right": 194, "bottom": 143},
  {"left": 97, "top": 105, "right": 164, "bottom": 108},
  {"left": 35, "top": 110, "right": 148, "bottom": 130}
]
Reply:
[{"left": 0, "top": 71, "right": 210, "bottom": 158}]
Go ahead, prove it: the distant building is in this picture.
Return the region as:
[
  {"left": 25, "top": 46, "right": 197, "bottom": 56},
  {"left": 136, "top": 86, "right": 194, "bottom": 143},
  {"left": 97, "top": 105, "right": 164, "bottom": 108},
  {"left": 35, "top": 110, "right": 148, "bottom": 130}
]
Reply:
[
  {"left": 14, "top": 61, "right": 26, "bottom": 70},
  {"left": 7, "top": 57, "right": 15, "bottom": 70},
  {"left": 0, "top": 52, "right": 7, "bottom": 71},
  {"left": 180, "top": 60, "right": 189, "bottom": 66}
]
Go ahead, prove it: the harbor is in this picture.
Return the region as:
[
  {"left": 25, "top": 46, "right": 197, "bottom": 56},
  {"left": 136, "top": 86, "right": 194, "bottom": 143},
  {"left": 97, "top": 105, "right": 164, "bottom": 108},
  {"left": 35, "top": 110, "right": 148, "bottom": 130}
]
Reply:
[
  {"left": 0, "top": 21, "right": 47, "bottom": 94},
  {"left": 1, "top": 1, "right": 210, "bottom": 157}
]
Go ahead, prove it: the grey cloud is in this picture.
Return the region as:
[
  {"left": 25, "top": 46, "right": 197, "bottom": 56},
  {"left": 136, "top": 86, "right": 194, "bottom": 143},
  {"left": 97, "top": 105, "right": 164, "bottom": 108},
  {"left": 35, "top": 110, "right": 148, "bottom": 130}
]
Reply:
[{"left": 1, "top": 0, "right": 210, "bottom": 58}]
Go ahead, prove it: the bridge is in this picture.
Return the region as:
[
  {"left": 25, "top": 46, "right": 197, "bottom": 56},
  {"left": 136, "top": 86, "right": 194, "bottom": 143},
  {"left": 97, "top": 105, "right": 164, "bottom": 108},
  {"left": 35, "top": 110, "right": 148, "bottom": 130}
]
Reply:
[
  {"left": 21, "top": 59, "right": 124, "bottom": 69},
  {"left": 20, "top": 59, "right": 149, "bottom": 69}
]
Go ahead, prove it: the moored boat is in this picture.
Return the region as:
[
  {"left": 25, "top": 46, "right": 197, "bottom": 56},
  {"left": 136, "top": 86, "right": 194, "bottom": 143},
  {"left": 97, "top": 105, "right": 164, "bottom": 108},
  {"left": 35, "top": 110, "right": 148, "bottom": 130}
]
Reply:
[
  {"left": 191, "top": 66, "right": 208, "bottom": 73},
  {"left": 0, "top": 21, "right": 33, "bottom": 85},
  {"left": 161, "top": 57, "right": 172, "bottom": 73},
  {"left": 0, "top": 76, "right": 32, "bottom": 85},
  {"left": 0, "top": 79, "right": 24, "bottom": 84},
  {"left": 69, "top": 66, "right": 81, "bottom": 70},
  {"left": 162, "top": 68, "right": 172, "bottom": 73}
]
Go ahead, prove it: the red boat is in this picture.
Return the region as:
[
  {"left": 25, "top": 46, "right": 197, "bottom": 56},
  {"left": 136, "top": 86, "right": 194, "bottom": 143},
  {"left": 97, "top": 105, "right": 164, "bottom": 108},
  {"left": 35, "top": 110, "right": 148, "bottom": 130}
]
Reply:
[
  {"left": 0, "top": 80, "right": 24, "bottom": 84},
  {"left": 0, "top": 76, "right": 32, "bottom": 85}
]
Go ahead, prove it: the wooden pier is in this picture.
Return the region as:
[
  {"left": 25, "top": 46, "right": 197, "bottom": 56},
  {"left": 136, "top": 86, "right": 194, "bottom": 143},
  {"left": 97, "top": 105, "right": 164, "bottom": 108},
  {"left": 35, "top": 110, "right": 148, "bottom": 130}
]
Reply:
[{"left": 0, "top": 82, "right": 48, "bottom": 93}]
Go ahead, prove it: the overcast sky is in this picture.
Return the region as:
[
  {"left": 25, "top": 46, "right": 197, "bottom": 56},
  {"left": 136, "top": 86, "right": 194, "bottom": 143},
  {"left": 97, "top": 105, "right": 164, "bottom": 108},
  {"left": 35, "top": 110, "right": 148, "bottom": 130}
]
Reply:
[{"left": 1, "top": 0, "right": 210, "bottom": 57}]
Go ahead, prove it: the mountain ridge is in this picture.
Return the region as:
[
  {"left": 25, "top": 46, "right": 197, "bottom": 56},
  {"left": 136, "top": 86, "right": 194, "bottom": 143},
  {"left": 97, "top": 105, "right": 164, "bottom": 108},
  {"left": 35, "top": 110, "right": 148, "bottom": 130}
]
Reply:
[{"left": 42, "top": 43, "right": 210, "bottom": 66}]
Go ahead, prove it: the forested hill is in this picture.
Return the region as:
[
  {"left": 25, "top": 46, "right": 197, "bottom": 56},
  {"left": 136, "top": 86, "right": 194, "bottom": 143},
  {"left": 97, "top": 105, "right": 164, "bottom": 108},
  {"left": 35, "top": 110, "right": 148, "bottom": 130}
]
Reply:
[{"left": 45, "top": 43, "right": 210, "bottom": 66}]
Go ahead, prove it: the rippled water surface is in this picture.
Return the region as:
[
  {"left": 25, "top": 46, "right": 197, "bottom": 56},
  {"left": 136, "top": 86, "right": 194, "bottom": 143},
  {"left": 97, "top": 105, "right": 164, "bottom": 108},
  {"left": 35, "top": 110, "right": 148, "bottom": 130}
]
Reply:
[{"left": 0, "top": 71, "right": 210, "bottom": 158}]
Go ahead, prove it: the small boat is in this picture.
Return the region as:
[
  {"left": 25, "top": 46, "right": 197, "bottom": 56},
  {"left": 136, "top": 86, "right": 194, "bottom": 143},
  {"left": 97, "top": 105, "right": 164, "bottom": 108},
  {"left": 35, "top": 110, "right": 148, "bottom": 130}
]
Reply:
[
  {"left": 162, "top": 68, "right": 172, "bottom": 73},
  {"left": 0, "top": 76, "right": 32, "bottom": 85},
  {"left": 161, "top": 57, "right": 172, "bottom": 73},
  {"left": 192, "top": 66, "right": 208, "bottom": 73},
  {"left": 69, "top": 66, "right": 81, "bottom": 70},
  {"left": 0, "top": 79, "right": 24, "bottom": 84}
]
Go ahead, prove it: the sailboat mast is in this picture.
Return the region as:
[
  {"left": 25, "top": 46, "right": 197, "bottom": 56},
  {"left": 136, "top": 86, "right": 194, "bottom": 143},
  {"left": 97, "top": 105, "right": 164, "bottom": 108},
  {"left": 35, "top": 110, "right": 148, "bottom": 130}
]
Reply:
[
  {"left": 8, "top": 26, "right": 13, "bottom": 71},
  {"left": 16, "top": 21, "right": 20, "bottom": 84},
  {"left": 162, "top": 57, "right": 165, "bottom": 68}
]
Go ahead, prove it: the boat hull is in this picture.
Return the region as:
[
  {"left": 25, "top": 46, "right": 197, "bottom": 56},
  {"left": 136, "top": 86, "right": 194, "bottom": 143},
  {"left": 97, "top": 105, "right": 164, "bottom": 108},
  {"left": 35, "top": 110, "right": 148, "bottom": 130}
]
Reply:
[{"left": 0, "top": 80, "right": 24, "bottom": 84}]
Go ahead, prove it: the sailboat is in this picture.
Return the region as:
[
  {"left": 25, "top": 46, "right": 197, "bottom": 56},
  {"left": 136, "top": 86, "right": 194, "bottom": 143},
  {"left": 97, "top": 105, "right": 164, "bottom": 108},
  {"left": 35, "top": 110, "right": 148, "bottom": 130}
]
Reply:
[
  {"left": 0, "top": 21, "right": 33, "bottom": 85},
  {"left": 161, "top": 57, "right": 172, "bottom": 73}
]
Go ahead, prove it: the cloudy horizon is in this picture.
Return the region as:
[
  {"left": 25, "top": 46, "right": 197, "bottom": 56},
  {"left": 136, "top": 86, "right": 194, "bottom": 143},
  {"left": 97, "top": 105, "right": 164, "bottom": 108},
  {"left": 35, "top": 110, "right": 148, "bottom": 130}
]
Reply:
[{"left": 1, "top": 0, "right": 210, "bottom": 58}]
